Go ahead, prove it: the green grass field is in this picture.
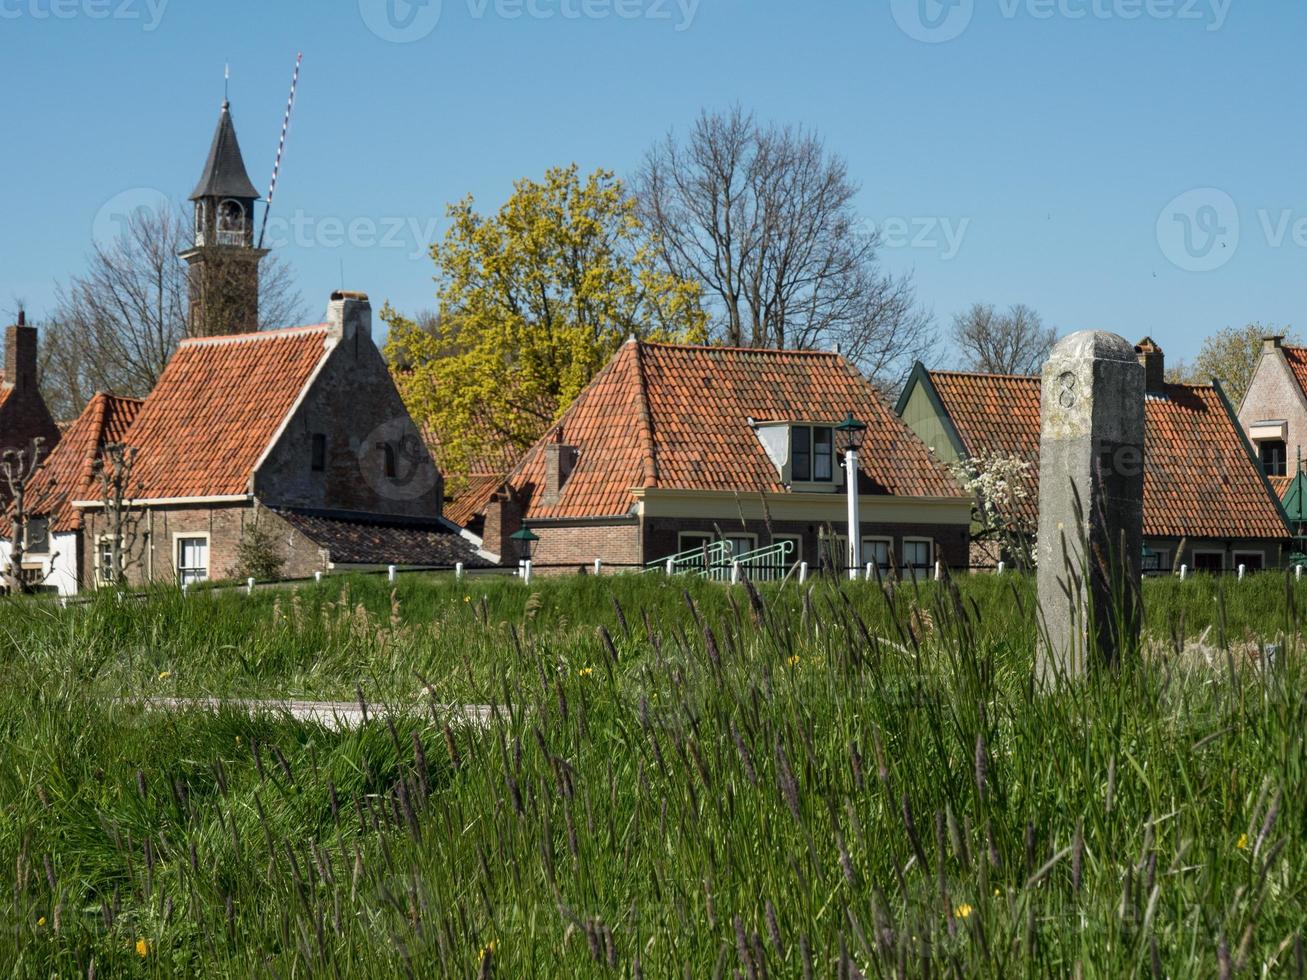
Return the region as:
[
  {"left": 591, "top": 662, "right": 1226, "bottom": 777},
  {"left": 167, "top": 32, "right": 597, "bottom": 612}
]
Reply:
[{"left": 1, "top": 571, "right": 1304, "bottom": 976}]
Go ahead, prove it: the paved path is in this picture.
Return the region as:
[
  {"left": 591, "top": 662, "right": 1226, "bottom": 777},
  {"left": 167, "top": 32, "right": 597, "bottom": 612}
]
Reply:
[{"left": 124, "top": 697, "right": 498, "bottom": 732}]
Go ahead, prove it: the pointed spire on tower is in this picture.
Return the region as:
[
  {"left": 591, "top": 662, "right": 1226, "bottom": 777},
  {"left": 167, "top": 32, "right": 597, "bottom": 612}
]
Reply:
[{"left": 190, "top": 99, "right": 261, "bottom": 202}]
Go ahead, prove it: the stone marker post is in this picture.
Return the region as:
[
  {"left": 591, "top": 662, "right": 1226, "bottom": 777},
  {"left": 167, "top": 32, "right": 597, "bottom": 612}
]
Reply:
[{"left": 1036, "top": 331, "right": 1145, "bottom": 685}]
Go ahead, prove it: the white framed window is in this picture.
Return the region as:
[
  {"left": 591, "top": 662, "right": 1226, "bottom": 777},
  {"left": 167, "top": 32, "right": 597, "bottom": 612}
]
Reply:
[
  {"left": 860, "top": 536, "right": 893, "bottom": 571},
  {"left": 902, "top": 538, "right": 933, "bottom": 573},
  {"left": 1192, "top": 550, "right": 1225, "bottom": 573},
  {"left": 725, "top": 533, "right": 757, "bottom": 559},
  {"left": 1142, "top": 547, "right": 1169, "bottom": 574},
  {"left": 95, "top": 536, "right": 116, "bottom": 585},
  {"left": 791, "top": 425, "right": 835, "bottom": 483},
  {"left": 773, "top": 534, "right": 802, "bottom": 562},
  {"left": 24, "top": 517, "right": 49, "bottom": 556},
  {"left": 175, "top": 534, "right": 210, "bottom": 586}
]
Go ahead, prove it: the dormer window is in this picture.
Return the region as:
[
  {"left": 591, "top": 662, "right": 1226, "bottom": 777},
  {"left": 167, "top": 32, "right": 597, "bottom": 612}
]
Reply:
[
  {"left": 792, "top": 425, "right": 834, "bottom": 482},
  {"left": 1261, "top": 439, "right": 1288, "bottom": 477}
]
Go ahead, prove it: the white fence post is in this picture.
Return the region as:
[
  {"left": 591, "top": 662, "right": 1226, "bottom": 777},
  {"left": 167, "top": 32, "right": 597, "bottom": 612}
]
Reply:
[
  {"left": 455, "top": 562, "right": 464, "bottom": 580},
  {"left": 388, "top": 565, "right": 397, "bottom": 584},
  {"left": 865, "top": 562, "right": 874, "bottom": 581},
  {"left": 315, "top": 570, "right": 323, "bottom": 584},
  {"left": 1238, "top": 564, "right": 1247, "bottom": 581},
  {"left": 798, "top": 561, "right": 808, "bottom": 584},
  {"left": 1180, "top": 564, "right": 1188, "bottom": 581},
  {"left": 997, "top": 561, "right": 1006, "bottom": 575},
  {"left": 594, "top": 559, "right": 603, "bottom": 576},
  {"left": 730, "top": 561, "right": 740, "bottom": 585},
  {"left": 181, "top": 580, "right": 190, "bottom": 595},
  {"left": 522, "top": 560, "right": 533, "bottom": 585},
  {"left": 665, "top": 558, "right": 675, "bottom": 575},
  {"left": 935, "top": 560, "right": 944, "bottom": 582},
  {"left": 246, "top": 577, "right": 255, "bottom": 595},
  {"left": 1297, "top": 565, "right": 1303, "bottom": 582}
]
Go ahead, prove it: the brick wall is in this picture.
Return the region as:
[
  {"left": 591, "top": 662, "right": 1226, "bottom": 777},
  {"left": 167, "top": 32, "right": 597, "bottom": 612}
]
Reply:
[
  {"left": 529, "top": 521, "right": 642, "bottom": 573},
  {"left": 1239, "top": 346, "right": 1307, "bottom": 467},
  {"left": 79, "top": 502, "right": 328, "bottom": 588}
]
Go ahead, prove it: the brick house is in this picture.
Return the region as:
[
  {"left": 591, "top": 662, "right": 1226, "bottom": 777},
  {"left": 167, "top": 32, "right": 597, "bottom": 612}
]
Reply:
[
  {"left": 896, "top": 338, "right": 1291, "bottom": 572},
  {"left": 472, "top": 339, "right": 972, "bottom": 574},
  {"left": 1238, "top": 335, "right": 1307, "bottom": 495},
  {"left": 67, "top": 292, "right": 489, "bottom": 588},
  {"left": 0, "top": 312, "right": 62, "bottom": 467}
]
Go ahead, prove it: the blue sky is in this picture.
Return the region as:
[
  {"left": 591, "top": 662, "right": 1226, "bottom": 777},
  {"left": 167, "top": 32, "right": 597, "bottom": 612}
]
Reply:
[{"left": 1, "top": 0, "right": 1304, "bottom": 365}]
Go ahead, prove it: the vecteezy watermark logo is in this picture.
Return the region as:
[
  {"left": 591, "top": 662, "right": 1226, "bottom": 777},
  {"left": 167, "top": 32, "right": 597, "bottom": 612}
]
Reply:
[
  {"left": 92, "top": 187, "right": 173, "bottom": 248},
  {"left": 359, "top": 418, "right": 440, "bottom": 502},
  {"left": 358, "top": 0, "right": 443, "bottom": 42},
  {"left": 0, "top": 0, "right": 170, "bottom": 30},
  {"left": 891, "top": 0, "right": 975, "bottom": 43},
  {"left": 855, "top": 214, "right": 971, "bottom": 260},
  {"left": 1156, "top": 188, "right": 1239, "bottom": 272}
]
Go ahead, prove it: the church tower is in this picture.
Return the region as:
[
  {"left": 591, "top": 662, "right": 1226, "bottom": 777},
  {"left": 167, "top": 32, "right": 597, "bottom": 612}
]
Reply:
[{"left": 180, "top": 100, "right": 268, "bottom": 337}]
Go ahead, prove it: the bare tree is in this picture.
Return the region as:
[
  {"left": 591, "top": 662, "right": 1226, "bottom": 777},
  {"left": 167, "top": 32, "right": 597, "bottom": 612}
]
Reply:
[
  {"left": 40, "top": 206, "right": 304, "bottom": 420},
  {"left": 91, "top": 444, "right": 144, "bottom": 588},
  {"left": 2, "top": 438, "right": 54, "bottom": 594},
  {"left": 951, "top": 303, "right": 1057, "bottom": 375},
  {"left": 636, "top": 106, "right": 933, "bottom": 387}
]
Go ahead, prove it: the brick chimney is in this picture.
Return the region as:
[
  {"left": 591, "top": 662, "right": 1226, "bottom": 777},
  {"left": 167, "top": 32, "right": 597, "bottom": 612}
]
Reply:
[
  {"left": 542, "top": 432, "right": 577, "bottom": 508},
  {"left": 5, "top": 311, "right": 38, "bottom": 391},
  {"left": 481, "top": 486, "right": 523, "bottom": 564},
  {"left": 326, "top": 290, "right": 372, "bottom": 343},
  {"left": 1135, "top": 337, "right": 1165, "bottom": 393},
  {"left": 1264, "top": 335, "right": 1285, "bottom": 354}
]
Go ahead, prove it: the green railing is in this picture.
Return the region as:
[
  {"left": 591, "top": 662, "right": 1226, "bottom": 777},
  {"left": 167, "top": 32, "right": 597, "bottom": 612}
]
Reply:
[{"left": 646, "top": 540, "right": 734, "bottom": 576}]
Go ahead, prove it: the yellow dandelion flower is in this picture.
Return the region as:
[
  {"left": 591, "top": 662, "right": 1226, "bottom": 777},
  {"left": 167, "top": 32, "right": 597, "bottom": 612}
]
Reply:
[
  {"left": 158, "top": 671, "right": 171, "bottom": 680},
  {"left": 135, "top": 938, "right": 149, "bottom": 958},
  {"left": 1237, "top": 833, "right": 1249, "bottom": 850},
  {"left": 464, "top": 596, "right": 471, "bottom": 603},
  {"left": 993, "top": 888, "right": 1003, "bottom": 897},
  {"left": 954, "top": 903, "right": 974, "bottom": 919},
  {"left": 479, "top": 939, "right": 496, "bottom": 961},
  {"left": 577, "top": 667, "right": 594, "bottom": 678},
  {"left": 37, "top": 916, "right": 45, "bottom": 927},
  {"left": 788, "top": 655, "right": 802, "bottom": 668}
]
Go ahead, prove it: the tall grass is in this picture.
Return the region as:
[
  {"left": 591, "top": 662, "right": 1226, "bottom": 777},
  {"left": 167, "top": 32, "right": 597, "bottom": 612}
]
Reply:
[{"left": 0, "top": 571, "right": 1304, "bottom": 975}]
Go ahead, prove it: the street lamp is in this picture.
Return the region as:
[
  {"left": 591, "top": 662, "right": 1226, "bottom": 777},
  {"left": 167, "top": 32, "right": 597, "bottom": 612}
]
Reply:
[
  {"left": 836, "top": 412, "right": 868, "bottom": 581},
  {"left": 510, "top": 525, "right": 540, "bottom": 577}
]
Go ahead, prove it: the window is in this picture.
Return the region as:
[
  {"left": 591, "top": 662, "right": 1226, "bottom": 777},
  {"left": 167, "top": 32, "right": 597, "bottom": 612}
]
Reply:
[
  {"left": 24, "top": 518, "right": 49, "bottom": 556},
  {"left": 96, "top": 537, "right": 116, "bottom": 585},
  {"left": 1260, "top": 439, "right": 1287, "bottom": 477},
  {"left": 902, "top": 539, "right": 933, "bottom": 574},
  {"left": 861, "top": 537, "right": 893, "bottom": 572},
  {"left": 1142, "top": 547, "right": 1168, "bottom": 574},
  {"left": 176, "top": 536, "right": 209, "bottom": 586},
  {"left": 217, "top": 199, "right": 245, "bottom": 246},
  {"left": 677, "top": 532, "right": 715, "bottom": 553},
  {"left": 791, "top": 426, "right": 835, "bottom": 483},
  {"left": 380, "top": 442, "right": 398, "bottom": 480},
  {"left": 1193, "top": 551, "right": 1224, "bottom": 573},
  {"left": 311, "top": 433, "right": 327, "bottom": 472},
  {"left": 1235, "top": 551, "right": 1265, "bottom": 572},
  {"left": 725, "top": 534, "right": 757, "bottom": 558}
]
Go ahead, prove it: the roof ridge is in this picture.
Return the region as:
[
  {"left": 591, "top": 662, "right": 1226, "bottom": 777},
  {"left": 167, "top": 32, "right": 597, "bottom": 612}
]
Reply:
[
  {"left": 639, "top": 340, "right": 843, "bottom": 358},
  {"left": 179, "top": 324, "right": 329, "bottom": 347},
  {"left": 930, "top": 368, "right": 1041, "bottom": 381}
]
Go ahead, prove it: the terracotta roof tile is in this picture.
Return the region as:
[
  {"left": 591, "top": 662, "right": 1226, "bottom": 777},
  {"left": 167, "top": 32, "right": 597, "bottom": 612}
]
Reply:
[
  {"left": 123, "top": 326, "right": 330, "bottom": 500},
  {"left": 27, "top": 394, "right": 143, "bottom": 532},
  {"left": 925, "top": 370, "right": 1288, "bottom": 541},
  {"left": 1281, "top": 345, "right": 1307, "bottom": 399},
  {"left": 505, "top": 341, "right": 963, "bottom": 521}
]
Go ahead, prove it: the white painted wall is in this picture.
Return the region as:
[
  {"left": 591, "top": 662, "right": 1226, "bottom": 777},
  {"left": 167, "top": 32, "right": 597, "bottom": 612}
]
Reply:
[{"left": 0, "top": 533, "right": 81, "bottom": 596}]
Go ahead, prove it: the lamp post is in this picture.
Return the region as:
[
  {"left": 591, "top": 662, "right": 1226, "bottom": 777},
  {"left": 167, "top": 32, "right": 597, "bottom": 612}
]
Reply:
[
  {"left": 510, "top": 525, "right": 540, "bottom": 580},
  {"left": 836, "top": 412, "right": 868, "bottom": 581}
]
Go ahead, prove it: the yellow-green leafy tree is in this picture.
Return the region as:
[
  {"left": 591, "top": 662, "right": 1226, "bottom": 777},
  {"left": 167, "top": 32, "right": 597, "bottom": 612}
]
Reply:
[{"left": 384, "top": 165, "right": 706, "bottom": 490}]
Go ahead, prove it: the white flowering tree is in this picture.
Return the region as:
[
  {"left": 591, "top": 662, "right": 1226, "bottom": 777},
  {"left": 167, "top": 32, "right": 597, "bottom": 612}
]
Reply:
[{"left": 951, "top": 450, "right": 1037, "bottom": 570}]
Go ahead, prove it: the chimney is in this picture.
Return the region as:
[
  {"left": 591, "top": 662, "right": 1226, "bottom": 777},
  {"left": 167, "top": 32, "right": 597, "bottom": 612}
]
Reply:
[
  {"left": 5, "top": 311, "right": 37, "bottom": 391},
  {"left": 326, "top": 290, "right": 372, "bottom": 342},
  {"left": 1264, "top": 335, "right": 1285, "bottom": 354},
  {"left": 542, "top": 432, "right": 577, "bottom": 508},
  {"left": 481, "top": 486, "right": 523, "bottom": 565},
  {"left": 1135, "top": 337, "right": 1165, "bottom": 393}
]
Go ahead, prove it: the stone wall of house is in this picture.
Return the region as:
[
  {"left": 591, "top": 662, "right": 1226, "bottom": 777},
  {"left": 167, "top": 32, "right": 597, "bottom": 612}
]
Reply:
[
  {"left": 79, "top": 503, "right": 327, "bottom": 588},
  {"left": 253, "top": 295, "right": 444, "bottom": 520},
  {"left": 1239, "top": 344, "right": 1307, "bottom": 467}
]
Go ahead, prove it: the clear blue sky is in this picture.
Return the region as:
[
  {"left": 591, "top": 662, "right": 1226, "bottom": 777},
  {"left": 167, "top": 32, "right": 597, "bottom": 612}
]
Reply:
[{"left": 2, "top": 0, "right": 1304, "bottom": 365}]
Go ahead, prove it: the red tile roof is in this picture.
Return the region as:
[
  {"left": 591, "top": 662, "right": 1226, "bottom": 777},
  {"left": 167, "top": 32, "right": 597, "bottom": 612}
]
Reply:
[
  {"left": 1281, "top": 345, "right": 1307, "bottom": 399},
  {"left": 25, "top": 394, "right": 143, "bottom": 532},
  {"left": 503, "top": 341, "right": 963, "bottom": 521},
  {"left": 923, "top": 370, "right": 1289, "bottom": 541},
  {"left": 122, "top": 326, "right": 330, "bottom": 500}
]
